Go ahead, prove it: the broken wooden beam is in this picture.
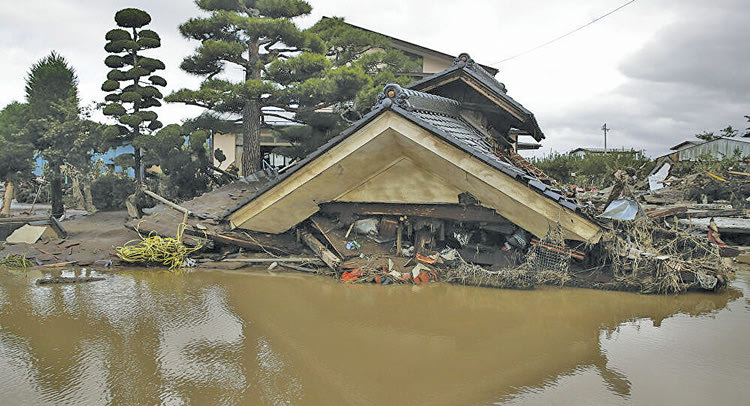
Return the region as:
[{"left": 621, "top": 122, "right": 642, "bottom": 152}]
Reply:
[
  {"left": 319, "top": 202, "right": 514, "bottom": 224},
  {"left": 196, "top": 230, "right": 289, "bottom": 255},
  {"left": 142, "top": 189, "right": 190, "bottom": 215},
  {"left": 647, "top": 206, "right": 688, "bottom": 219},
  {"left": 300, "top": 230, "right": 341, "bottom": 271},
  {"left": 310, "top": 215, "right": 345, "bottom": 258}
]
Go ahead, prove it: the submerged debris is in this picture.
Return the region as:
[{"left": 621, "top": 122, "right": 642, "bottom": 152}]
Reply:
[
  {"left": 0, "top": 254, "right": 35, "bottom": 269},
  {"left": 36, "top": 276, "right": 105, "bottom": 285}
]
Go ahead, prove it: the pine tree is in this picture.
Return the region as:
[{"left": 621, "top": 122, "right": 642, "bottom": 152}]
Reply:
[
  {"left": 273, "top": 17, "right": 419, "bottom": 159},
  {"left": 167, "top": 0, "right": 370, "bottom": 175},
  {"left": 0, "top": 102, "right": 34, "bottom": 217},
  {"left": 25, "top": 52, "right": 80, "bottom": 217},
  {"left": 101, "top": 8, "right": 166, "bottom": 183},
  {"left": 310, "top": 17, "right": 418, "bottom": 119}
]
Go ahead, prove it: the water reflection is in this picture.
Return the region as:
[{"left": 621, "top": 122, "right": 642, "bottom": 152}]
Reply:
[{"left": 0, "top": 266, "right": 744, "bottom": 405}]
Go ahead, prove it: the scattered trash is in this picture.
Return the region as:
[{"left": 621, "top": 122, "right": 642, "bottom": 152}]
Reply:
[
  {"left": 506, "top": 228, "right": 528, "bottom": 249},
  {"left": 353, "top": 218, "right": 379, "bottom": 236},
  {"left": 346, "top": 241, "right": 361, "bottom": 250},
  {"left": 598, "top": 199, "right": 643, "bottom": 221},
  {"left": 341, "top": 269, "right": 364, "bottom": 282},
  {"left": 453, "top": 230, "right": 471, "bottom": 247},
  {"left": 94, "top": 259, "right": 113, "bottom": 269},
  {"left": 416, "top": 253, "right": 436, "bottom": 264},
  {"left": 439, "top": 248, "right": 458, "bottom": 261}
]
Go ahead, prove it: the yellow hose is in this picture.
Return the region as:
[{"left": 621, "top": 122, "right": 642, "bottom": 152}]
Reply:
[{"left": 115, "top": 220, "right": 202, "bottom": 271}]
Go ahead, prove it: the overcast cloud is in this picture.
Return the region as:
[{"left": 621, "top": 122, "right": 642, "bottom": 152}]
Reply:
[{"left": 0, "top": 0, "right": 747, "bottom": 158}]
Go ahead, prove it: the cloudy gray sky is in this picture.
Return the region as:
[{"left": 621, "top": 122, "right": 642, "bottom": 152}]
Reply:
[{"left": 1, "top": 0, "right": 747, "bottom": 158}]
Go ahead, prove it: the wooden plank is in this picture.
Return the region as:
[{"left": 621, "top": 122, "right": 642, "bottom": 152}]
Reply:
[
  {"left": 0, "top": 216, "right": 48, "bottom": 223},
  {"left": 199, "top": 231, "right": 289, "bottom": 256},
  {"left": 647, "top": 206, "right": 688, "bottom": 219},
  {"left": 309, "top": 215, "right": 345, "bottom": 258},
  {"left": 679, "top": 217, "right": 750, "bottom": 234},
  {"left": 143, "top": 189, "right": 190, "bottom": 214},
  {"left": 300, "top": 230, "right": 341, "bottom": 271}
]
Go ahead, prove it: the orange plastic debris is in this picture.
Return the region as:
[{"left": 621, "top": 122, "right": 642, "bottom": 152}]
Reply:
[
  {"left": 341, "top": 270, "right": 364, "bottom": 282},
  {"left": 416, "top": 254, "right": 436, "bottom": 264}
]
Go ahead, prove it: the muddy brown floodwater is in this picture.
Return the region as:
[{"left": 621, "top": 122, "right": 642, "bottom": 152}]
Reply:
[{"left": 0, "top": 265, "right": 748, "bottom": 406}]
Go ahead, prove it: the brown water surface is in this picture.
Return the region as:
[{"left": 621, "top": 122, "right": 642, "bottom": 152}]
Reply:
[{"left": 0, "top": 266, "right": 747, "bottom": 405}]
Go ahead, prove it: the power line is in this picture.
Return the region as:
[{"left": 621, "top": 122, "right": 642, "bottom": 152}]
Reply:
[{"left": 490, "top": 0, "right": 637, "bottom": 66}]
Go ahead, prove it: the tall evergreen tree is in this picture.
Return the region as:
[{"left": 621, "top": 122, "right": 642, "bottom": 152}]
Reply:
[
  {"left": 0, "top": 102, "right": 34, "bottom": 217},
  {"left": 273, "top": 17, "right": 419, "bottom": 159},
  {"left": 167, "top": 0, "right": 370, "bottom": 175},
  {"left": 310, "top": 17, "right": 418, "bottom": 119},
  {"left": 101, "top": 8, "right": 166, "bottom": 183},
  {"left": 25, "top": 52, "right": 79, "bottom": 217}
]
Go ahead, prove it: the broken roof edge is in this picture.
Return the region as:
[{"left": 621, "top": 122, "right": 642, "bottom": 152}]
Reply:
[{"left": 408, "top": 52, "right": 545, "bottom": 141}]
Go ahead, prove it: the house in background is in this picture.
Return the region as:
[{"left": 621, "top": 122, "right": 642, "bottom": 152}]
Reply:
[
  {"left": 568, "top": 147, "right": 644, "bottom": 158},
  {"left": 659, "top": 137, "right": 750, "bottom": 162},
  {"left": 211, "top": 20, "right": 542, "bottom": 171},
  {"left": 648, "top": 137, "right": 750, "bottom": 190}
]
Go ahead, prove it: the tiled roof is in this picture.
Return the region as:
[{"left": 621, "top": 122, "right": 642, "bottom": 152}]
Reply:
[
  {"left": 379, "top": 85, "right": 578, "bottom": 210},
  {"left": 408, "top": 53, "right": 544, "bottom": 141}
]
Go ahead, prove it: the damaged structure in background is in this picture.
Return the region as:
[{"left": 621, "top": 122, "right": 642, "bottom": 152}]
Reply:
[{"left": 120, "top": 54, "right": 733, "bottom": 294}]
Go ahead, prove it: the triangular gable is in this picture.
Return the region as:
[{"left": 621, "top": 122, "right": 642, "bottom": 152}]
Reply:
[{"left": 228, "top": 108, "right": 601, "bottom": 242}]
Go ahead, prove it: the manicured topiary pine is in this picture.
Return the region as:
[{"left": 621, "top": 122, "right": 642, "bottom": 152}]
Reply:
[
  {"left": 101, "top": 8, "right": 166, "bottom": 183},
  {"left": 167, "top": 0, "right": 371, "bottom": 175}
]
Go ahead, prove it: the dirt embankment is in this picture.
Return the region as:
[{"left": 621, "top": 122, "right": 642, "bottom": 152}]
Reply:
[{"left": 1, "top": 211, "right": 137, "bottom": 267}]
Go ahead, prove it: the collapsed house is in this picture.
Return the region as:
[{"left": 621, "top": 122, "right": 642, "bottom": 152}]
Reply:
[{"left": 129, "top": 54, "right": 731, "bottom": 293}]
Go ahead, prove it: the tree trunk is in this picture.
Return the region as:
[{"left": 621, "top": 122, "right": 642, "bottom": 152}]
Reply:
[
  {"left": 240, "top": 40, "right": 262, "bottom": 177},
  {"left": 83, "top": 182, "right": 97, "bottom": 214},
  {"left": 1, "top": 181, "right": 13, "bottom": 217},
  {"left": 70, "top": 175, "right": 86, "bottom": 210},
  {"left": 134, "top": 144, "right": 142, "bottom": 184},
  {"left": 241, "top": 99, "right": 262, "bottom": 176},
  {"left": 50, "top": 163, "right": 64, "bottom": 218}
]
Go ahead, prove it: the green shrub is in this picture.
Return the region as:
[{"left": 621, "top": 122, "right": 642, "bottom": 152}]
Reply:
[
  {"left": 532, "top": 151, "right": 654, "bottom": 190},
  {"left": 91, "top": 173, "right": 135, "bottom": 211}
]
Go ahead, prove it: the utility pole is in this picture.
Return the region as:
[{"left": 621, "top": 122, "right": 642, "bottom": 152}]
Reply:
[{"left": 601, "top": 123, "right": 609, "bottom": 154}]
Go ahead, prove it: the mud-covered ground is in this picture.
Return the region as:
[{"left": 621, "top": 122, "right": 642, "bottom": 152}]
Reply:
[{"left": 1, "top": 211, "right": 137, "bottom": 267}]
